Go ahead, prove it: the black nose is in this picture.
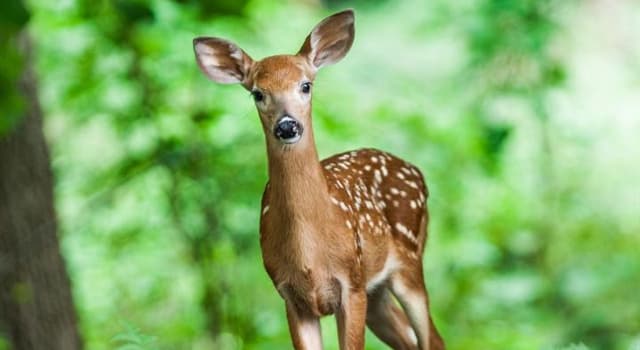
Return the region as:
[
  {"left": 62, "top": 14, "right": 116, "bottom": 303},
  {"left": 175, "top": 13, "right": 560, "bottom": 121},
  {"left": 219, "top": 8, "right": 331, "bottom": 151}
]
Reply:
[{"left": 274, "top": 116, "right": 303, "bottom": 143}]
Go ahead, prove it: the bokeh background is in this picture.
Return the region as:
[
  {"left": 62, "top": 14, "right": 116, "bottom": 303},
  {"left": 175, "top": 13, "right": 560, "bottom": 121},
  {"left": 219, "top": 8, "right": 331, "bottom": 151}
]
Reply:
[{"left": 1, "top": 0, "right": 639, "bottom": 349}]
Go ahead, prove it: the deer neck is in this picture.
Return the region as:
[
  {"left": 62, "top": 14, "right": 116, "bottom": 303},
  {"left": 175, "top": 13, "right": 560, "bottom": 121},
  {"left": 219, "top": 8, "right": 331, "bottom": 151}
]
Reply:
[{"left": 265, "top": 127, "right": 333, "bottom": 231}]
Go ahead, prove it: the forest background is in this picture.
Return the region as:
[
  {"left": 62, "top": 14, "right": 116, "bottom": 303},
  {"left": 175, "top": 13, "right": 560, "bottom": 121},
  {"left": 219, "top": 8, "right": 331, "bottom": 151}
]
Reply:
[{"left": 1, "top": 0, "right": 639, "bottom": 349}]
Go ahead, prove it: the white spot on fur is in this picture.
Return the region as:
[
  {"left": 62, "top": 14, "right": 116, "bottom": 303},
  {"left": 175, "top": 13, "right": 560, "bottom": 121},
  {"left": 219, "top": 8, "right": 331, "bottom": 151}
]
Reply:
[
  {"left": 262, "top": 205, "right": 270, "bottom": 215},
  {"left": 381, "top": 166, "right": 388, "bottom": 176},
  {"left": 405, "top": 180, "right": 419, "bottom": 189},
  {"left": 371, "top": 157, "right": 378, "bottom": 163},
  {"left": 374, "top": 170, "right": 382, "bottom": 183},
  {"left": 345, "top": 187, "right": 353, "bottom": 199},
  {"left": 395, "top": 222, "right": 418, "bottom": 243},
  {"left": 396, "top": 172, "right": 405, "bottom": 180}
]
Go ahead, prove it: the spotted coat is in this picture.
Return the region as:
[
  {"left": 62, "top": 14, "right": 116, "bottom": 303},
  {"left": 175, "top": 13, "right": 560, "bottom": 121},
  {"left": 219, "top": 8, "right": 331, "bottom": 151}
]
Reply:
[{"left": 321, "top": 148, "right": 428, "bottom": 262}]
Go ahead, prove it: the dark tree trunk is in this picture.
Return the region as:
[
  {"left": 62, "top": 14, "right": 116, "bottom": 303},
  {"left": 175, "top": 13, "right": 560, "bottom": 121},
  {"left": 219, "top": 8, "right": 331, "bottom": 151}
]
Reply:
[{"left": 0, "top": 33, "right": 83, "bottom": 350}]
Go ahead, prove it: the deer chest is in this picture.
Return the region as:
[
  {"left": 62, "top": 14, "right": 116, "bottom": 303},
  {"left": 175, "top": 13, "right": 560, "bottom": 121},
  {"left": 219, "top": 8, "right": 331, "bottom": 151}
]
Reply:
[{"left": 270, "top": 264, "right": 343, "bottom": 317}]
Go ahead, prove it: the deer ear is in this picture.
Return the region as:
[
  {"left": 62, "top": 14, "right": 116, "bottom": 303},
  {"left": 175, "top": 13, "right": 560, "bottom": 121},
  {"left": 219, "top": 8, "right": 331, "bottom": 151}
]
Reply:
[
  {"left": 298, "top": 9, "right": 355, "bottom": 70},
  {"left": 193, "top": 37, "right": 254, "bottom": 87}
]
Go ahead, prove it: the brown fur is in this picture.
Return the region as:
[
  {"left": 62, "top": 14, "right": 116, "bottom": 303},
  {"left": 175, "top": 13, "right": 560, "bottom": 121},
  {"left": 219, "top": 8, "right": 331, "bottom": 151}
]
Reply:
[{"left": 251, "top": 56, "right": 312, "bottom": 92}]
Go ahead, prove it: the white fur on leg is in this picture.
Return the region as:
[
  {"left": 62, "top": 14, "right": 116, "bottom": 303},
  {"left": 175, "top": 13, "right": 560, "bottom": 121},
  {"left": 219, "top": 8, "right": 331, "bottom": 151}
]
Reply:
[
  {"left": 407, "top": 327, "right": 418, "bottom": 346},
  {"left": 298, "top": 319, "right": 323, "bottom": 350},
  {"left": 391, "top": 279, "right": 432, "bottom": 350}
]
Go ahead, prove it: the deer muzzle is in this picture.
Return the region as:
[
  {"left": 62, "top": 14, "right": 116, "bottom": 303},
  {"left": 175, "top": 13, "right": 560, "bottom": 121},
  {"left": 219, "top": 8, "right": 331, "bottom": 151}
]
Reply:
[{"left": 274, "top": 115, "right": 303, "bottom": 144}]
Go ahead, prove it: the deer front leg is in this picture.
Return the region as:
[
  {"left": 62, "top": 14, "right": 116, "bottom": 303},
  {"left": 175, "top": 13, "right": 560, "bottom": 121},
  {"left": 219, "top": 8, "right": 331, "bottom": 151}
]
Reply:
[
  {"left": 336, "top": 286, "right": 367, "bottom": 350},
  {"left": 285, "top": 300, "right": 323, "bottom": 350}
]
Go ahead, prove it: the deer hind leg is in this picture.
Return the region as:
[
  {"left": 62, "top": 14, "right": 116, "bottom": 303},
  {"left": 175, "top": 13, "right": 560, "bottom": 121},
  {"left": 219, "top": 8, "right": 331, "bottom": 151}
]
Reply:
[
  {"left": 389, "top": 271, "right": 445, "bottom": 350},
  {"left": 366, "top": 287, "right": 419, "bottom": 350}
]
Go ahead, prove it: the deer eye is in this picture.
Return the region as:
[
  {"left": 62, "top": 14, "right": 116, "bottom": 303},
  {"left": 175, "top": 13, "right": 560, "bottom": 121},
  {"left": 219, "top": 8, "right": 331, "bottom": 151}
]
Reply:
[
  {"left": 251, "top": 90, "right": 264, "bottom": 102},
  {"left": 301, "top": 82, "right": 312, "bottom": 94}
]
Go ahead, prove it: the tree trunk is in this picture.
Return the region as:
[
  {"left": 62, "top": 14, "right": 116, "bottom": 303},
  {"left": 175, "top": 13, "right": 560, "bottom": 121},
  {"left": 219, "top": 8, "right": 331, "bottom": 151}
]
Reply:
[{"left": 0, "top": 32, "right": 83, "bottom": 350}]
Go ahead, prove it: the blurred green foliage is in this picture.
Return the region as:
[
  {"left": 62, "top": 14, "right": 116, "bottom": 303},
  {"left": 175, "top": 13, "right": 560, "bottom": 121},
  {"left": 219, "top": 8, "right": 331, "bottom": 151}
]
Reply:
[
  {"left": 0, "top": 0, "right": 29, "bottom": 134},
  {"left": 18, "top": 0, "right": 640, "bottom": 349}
]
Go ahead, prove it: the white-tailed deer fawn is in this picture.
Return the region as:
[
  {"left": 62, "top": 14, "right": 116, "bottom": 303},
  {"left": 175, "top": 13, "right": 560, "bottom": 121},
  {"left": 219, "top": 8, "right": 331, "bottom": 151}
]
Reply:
[{"left": 193, "top": 9, "right": 444, "bottom": 350}]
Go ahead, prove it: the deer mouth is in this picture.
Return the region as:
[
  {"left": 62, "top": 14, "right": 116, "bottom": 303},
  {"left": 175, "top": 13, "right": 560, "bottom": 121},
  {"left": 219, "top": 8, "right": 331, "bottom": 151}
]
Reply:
[{"left": 274, "top": 115, "right": 304, "bottom": 144}]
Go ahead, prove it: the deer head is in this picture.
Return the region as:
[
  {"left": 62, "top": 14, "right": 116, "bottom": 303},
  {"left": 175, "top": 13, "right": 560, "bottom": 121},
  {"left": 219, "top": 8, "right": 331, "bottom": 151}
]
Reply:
[{"left": 193, "top": 10, "right": 355, "bottom": 149}]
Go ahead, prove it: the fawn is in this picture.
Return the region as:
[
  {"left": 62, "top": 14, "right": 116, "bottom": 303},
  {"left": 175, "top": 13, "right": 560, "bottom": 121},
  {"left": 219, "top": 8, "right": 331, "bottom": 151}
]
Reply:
[{"left": 193, "top": 9, "right": 444, "bottom": 350}]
